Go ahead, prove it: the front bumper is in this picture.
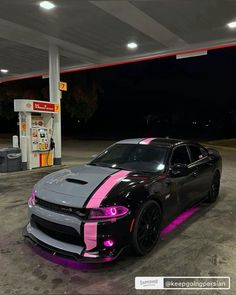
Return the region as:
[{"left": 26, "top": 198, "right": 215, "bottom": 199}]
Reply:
[
  {"left": 23, "top": 225, "right": 124, "bottom": 263},
  {"left": 23, "top": 204, "right": 130, "bottom": 263}
]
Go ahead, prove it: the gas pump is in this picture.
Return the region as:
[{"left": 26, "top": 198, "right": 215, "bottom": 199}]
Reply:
[{"left": 14, "top": 99, "right": 60, "bottom": 170}]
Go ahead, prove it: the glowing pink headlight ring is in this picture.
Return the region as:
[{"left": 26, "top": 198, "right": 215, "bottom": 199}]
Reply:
[{"left": 88, "top": 206, "right": 129, "bottom": 219}]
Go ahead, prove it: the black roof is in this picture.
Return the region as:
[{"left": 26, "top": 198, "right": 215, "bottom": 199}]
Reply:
[
  {"left": 151, "top": 138, "right": 196, "bottom": 147},
  {"left": 117, "top": 138, "right": 198, "bottom": 148}
]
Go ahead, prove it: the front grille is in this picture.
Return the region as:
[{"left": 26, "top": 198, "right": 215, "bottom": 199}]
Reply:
[
  {"left": 31, "top": 214, "right": 85, "bottom": 246},
  {"left": 35, "top": 196, "right": 88, "bottom": 218}
]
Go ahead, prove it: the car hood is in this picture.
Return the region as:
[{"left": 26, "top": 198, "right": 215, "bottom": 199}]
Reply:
[{"left": 35, "top": 165, "right": 121, "bottom": 208}]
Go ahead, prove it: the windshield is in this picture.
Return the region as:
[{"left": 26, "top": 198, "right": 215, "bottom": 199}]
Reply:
[{"left": 90, "top": 144, "right": 168, "bottom": 173}]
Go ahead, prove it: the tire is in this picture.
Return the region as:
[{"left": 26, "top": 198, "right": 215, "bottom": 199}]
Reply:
[
  {"left": 207, "top": 171, "right": 220, "bottom": 203},
  {"left": 132, "top": 200, "right": 162, "bottom": 256}
]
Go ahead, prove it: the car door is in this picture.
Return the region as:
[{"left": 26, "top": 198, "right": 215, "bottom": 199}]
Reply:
[
  {"left": 187, "top": 144, "right": 213, "bottom": 203},
  {"left": 168, "top": 145, "right": 200, "bottom": 210}
]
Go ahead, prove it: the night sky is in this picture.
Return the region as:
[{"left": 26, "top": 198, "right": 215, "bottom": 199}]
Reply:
[{"left": 1, "top": 46, "right": 236, "bottom": 140}]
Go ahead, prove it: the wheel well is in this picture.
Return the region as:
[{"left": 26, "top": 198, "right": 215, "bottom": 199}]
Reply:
[
  {"left": 135, "top": 196, "right": 163, "bottom": 219},
  {"left": 150, "top": 197, "right": 163, "bottom": 217},
  {"left": 214, "top": 169, "right": 221, "bottom": 178}
]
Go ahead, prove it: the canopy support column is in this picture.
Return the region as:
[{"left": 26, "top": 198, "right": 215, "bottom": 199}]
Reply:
[{"left": 49, "top": 44, "right": 61, "bottom": 165}]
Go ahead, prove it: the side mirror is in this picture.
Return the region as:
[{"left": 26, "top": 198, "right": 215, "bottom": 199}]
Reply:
[{"left": 170, "top": 163, "right": 188, "bottom": 177}]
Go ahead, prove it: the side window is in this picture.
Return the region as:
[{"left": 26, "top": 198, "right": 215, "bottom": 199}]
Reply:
[
  {"left": 188, "top": 145, "right": 206, "bottom": 162},
  {"left": 171, "top": 146, "right": 190, "bottom": 165}
]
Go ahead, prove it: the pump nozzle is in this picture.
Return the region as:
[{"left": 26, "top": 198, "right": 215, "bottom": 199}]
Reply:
[{"left": 50, "top": 138, "right": 55, "bottom": 151}]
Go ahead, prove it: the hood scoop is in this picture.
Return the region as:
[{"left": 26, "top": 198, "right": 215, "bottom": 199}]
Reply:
[{"left": 66, "top": 178, "right": 88, "bottom": 185}]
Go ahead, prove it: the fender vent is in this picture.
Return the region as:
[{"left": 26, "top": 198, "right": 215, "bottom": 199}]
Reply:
[{"left": 66, "top": 178, "right": 88, "bottom": 185}]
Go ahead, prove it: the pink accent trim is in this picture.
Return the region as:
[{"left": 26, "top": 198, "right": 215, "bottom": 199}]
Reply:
[
  {"left": 28, "top": 190, "right": 36, "bottom": 206},
  {"left": 84, "top": 170, "right": 130, "bottom": 251},
  {"left": 129, "top": 218, "right": 135, "bottom": 232},
  {"left": 86, "top": 170, "right": 130, "bottom": 208},
  {"left": 139, "top": 138, "right": 156, "bottom": 145},
  {"left": 84, "top": 222, "right": 97, "bottom": 251},
  {"left": 83, "top": 252, "right": 98, "bottom": 258}
]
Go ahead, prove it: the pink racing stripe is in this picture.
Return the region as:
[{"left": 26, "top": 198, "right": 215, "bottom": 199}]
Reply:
[
  {"left": 86, "top": 170, "right": 130, "bottom": 208},
  {"left": 83, "top": 222, "right": 98, "bottom": 251},
  {"left": 139, "top": 137, "right": 156, "bottom": 145},
  {"left": 84, "top": 170, "right": 130, "bottom": 252}
]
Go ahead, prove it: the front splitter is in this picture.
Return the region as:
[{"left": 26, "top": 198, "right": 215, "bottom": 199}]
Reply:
[{"left": 23, "top": 225, "right": 124, "bottom": 263}]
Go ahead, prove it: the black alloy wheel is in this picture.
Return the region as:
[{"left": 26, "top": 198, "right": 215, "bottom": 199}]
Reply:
[{"left": 132, "top": 200, "right": 162, "bottom": 256}]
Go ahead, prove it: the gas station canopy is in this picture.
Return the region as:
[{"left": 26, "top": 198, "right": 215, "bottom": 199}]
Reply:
[{"left": 1, "top": 0, "right": 236, "bottom": 82}]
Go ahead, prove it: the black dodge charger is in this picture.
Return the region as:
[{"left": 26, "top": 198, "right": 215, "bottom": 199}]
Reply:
[{"left": 24, "top": 138, "right": 222, "bottom": 262}]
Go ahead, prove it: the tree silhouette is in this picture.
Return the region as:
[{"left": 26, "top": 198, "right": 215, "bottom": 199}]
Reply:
[{"left": 0, "top": 77, "right": 100, "bottom": 123}]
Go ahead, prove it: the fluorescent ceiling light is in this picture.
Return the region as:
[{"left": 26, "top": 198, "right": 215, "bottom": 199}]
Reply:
[
  {"left": 39, "top": 1, "right": 55, "bottom": 10},
  {"left": 227, "top": 21, "right": 236, "bottom": 28},
  {"left": 127, "top": 42, "right": 138, "bottom": 49},
  {"left": 0, "top": 69, "right": 9, "bottom": 74}
]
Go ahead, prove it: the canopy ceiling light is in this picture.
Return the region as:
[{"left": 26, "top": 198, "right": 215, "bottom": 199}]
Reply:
[
  {"left": 127, "top": 42, "right": 138, "bottom": 49},
  {"left": 227, "top": 21, "right": 236, "bottom": 28},
  {"left": 0, "top": 69, "right": 9, "bottom": 74},
  {"left": 39, "top": 1, "right": 55, "bottom": 10}
]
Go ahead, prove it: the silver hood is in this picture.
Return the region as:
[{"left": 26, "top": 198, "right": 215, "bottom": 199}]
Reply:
[{"left": 35, "top": 165, "right": 119, "bottom": 208}]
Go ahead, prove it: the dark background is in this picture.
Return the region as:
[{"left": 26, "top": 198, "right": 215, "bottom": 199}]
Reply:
[{"left": 1, "top": 46, "right": 236, "bottom": 140}]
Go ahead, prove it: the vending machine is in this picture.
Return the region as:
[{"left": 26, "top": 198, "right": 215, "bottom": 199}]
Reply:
[{"left": 14, "top": 99, "right": 59, "bottom": 170}]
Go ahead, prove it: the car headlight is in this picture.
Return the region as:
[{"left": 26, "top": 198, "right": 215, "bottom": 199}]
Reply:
[
  {"left": 28, "top": 189, "right": 36, "bottom": 206},
  {"left": 88, "top": 206, "right": 129, "bottom": 219}
]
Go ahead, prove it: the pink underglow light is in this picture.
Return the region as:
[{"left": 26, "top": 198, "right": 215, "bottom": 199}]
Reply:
[
  {"left": 29, "top": 244, "right": 102, "bottom": 270},
  {"left": 161, "top": 207, "right": 199, "bottom": 237},
  {"left": 103, "top": 239, "right": 114, "bottom": 247}
]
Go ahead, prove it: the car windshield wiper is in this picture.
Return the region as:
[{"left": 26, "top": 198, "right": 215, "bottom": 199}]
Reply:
[
  {"left": 112, "top": 166, "right": 126, "bottom": 170},
  {"left": 133, "top": 169, "right": 150, "bottom": 174},
  {"left": 90, "top": 163, "right": 125, "bottom": 170}
]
